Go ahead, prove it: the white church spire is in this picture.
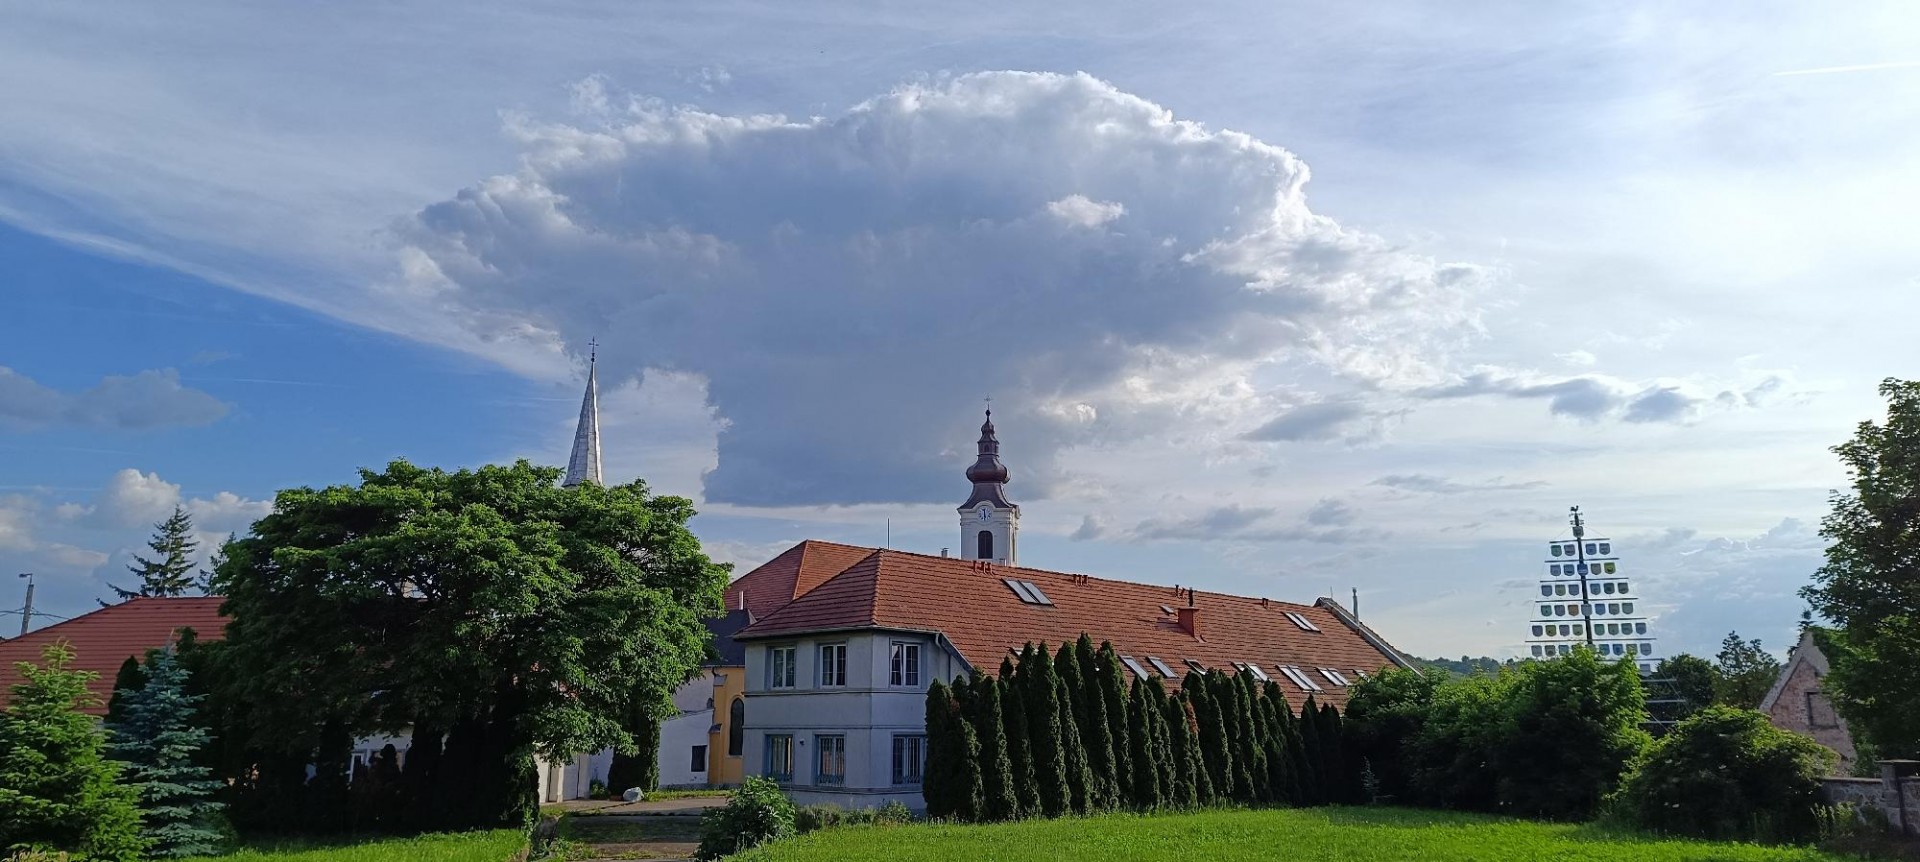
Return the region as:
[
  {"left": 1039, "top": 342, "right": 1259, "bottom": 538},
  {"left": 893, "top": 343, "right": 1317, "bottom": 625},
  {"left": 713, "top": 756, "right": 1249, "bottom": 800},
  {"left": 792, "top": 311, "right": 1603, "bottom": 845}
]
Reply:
[
  {"left": 563, "top": 341, "right": 602, "bottom": 488},
  {"left": 959, "top": 409, "right": 1018, "bottom": 565}
]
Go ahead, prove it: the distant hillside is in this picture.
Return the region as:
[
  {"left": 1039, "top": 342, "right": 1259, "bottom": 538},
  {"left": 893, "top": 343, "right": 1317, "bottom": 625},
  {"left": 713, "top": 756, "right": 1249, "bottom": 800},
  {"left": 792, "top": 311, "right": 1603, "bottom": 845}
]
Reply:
[{"left": 1412, "top": 655, "right": 1513, "bottom": 677}]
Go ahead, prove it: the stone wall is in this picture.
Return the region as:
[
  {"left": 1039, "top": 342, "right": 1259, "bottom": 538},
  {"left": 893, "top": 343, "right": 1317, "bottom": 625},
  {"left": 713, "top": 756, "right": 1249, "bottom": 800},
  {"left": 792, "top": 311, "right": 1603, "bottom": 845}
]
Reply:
[
  {"left": 1767, "top": 653, "right": 1856, "bottom": 769},
  {"left": 1821, "top": 761, "right": 1920, "bottom": 837}
]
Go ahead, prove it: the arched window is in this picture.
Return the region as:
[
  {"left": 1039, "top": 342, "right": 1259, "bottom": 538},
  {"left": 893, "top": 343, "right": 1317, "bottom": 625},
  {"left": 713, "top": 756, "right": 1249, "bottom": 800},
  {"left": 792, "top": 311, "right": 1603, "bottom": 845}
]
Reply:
[
  {"left": 977, "top": 530, "right": 994, "bottom": 559},
  {"left": 727, "top": 697, "right": 745, "bottom": 757}
]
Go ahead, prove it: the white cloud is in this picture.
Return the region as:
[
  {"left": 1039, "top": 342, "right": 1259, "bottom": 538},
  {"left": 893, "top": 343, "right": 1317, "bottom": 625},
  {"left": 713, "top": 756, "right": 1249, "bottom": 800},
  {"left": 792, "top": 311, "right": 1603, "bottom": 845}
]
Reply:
[
  {"left": 0, "top": 495, "right": 39, "bottom": 551},
  {"left": 1046, "top": 195, "right": 1125, "bottom": 228},
  {"left": 0, "top": 367, "right": 229, "bottom": 431},
  {"left": 89, "top": 468, "right": 183, "bottom": 528},
  {"left": 393, "top": 72, "right": 1486, "bottom": 506}
]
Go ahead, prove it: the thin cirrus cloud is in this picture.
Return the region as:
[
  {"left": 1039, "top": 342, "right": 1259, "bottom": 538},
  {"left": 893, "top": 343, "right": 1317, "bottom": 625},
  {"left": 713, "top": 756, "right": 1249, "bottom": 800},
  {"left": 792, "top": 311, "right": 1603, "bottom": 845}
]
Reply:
[
  {"left": 0, "top": 366, "right": 229, "bottom": 431},
  {"left": 389, "top": 71, "right": 1487, "bottom": 508},
  {"left": 1372, "top": 474, "right": 1547, "bottom": 495}
]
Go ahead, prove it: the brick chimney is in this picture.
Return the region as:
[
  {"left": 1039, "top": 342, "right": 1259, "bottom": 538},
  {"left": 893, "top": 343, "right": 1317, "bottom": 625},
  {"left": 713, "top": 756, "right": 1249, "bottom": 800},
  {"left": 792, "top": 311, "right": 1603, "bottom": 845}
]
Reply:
[{"left": 1176, "top": 588, "right": 1201, "bottom": 639}]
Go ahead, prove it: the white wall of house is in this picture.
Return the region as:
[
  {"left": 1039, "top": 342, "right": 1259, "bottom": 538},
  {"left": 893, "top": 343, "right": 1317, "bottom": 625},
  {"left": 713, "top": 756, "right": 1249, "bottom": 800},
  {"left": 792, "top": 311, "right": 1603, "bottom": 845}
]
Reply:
[{"left": 739, "top": 630, "right": 965, "bottom": 809}]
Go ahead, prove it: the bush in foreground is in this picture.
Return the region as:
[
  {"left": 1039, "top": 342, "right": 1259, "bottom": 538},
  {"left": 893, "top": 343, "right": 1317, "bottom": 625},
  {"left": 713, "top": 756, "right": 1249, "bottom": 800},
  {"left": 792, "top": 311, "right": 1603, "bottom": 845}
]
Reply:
[
  {"left": 1611, "top": 706, "right": 1835, "bottom": 843},
  {"left": 696, "top": 777, "right": 795, "bottom": 860},
  {"left": 0, "top": 643, "right": 146, "bottom": 861}
]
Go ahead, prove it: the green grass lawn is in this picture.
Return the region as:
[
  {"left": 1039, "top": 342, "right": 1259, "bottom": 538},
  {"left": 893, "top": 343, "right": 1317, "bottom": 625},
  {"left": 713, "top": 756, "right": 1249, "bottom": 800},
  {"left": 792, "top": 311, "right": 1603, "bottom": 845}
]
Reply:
[
  {"left": 182, "top": 830, "right": 526, "bottom": 862},
  {"left": 737, "top": 807, "right": 1852, "bottom": 862}
]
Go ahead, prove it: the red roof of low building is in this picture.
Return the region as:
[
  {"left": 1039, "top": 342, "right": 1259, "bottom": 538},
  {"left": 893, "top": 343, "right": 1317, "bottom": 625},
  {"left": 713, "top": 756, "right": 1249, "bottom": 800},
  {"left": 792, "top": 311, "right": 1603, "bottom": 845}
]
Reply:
[
  {"left": 729, "top": 544, "right": 1413, "bottom": 709},
  {"left": 0, "top": 597, "right": 226, "bottom": 716},
  {"left": 723, "top": 540, "right": 876, "bottom": 620}
]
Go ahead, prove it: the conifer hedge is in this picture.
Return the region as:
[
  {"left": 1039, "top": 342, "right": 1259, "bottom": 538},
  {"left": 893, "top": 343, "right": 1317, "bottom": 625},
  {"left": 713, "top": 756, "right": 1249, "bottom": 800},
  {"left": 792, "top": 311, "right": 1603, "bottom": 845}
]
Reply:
[{"left": 922, "top": 635, "right": 1358, "bottom": 821}]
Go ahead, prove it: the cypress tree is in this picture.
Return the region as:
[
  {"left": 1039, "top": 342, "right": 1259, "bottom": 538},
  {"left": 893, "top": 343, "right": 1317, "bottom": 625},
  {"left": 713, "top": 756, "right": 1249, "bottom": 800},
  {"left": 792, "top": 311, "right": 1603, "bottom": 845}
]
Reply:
[
  {"left": 968, "top": 670, "right": 1018, "bottom": 821},
  {"left": 1295, "top": 694, "right": 1325, "bottom": 805},
  {"left": 108, "top": 649, "right": 226, "bottom": 857},
  {"left": 1054, "top": 667, "right": 1094, "bottom": 815},
  {"left": 950, "top": 675, "right": 985, "bottom": 821},
  {"left": 1318, "top": 702, "right": 1350, "bottom": 805},
  {"left": 104, "top": 654, "right": 147, "bottom": 727},
  {"left": 1167, "top": 688, "right": 1210, "bottom": 806},
  {"left": 923, "top": 680, "right": 958, "bottom": 818},
  {"left": 1022, "top": 644, "right": 1071, "bottom": 817},
  {"left": 1222, "top": 672, "right": 1260, "bottom": 802},
  {"left": 1235, "top": 672, "right": 1269, "bottom": 803},
  {"left": 1071, "top": 635, "right": 1119, "bottom": 808},
  {"left": 1052, "top": 641, "right": 1096, "bottom": 813},
  {"left": 1095, "top": 642, "right": 1134, "bottom": 802},
  {"left": 1126, "top": 679, "right": 1163, "bottom": 809},
  {"left": 1184, "top": 671, "right": 1233, "bottom": 800},
  {"left": 1260, "top": 681, "right": 1298, "bottom": 805},
  {"left": 1000, "top": 655, "right": 1040, "bottom": 817}
]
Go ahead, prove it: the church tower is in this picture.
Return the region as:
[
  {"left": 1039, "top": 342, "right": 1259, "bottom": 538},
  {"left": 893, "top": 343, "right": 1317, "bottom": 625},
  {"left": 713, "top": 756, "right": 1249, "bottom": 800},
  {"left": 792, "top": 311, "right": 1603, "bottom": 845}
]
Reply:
[
  {"left": 959, "top": 410, "right": 1018, "bottom": 565},
  {"left": 563, "top": 343, "right": 602, "bottom": 488}
]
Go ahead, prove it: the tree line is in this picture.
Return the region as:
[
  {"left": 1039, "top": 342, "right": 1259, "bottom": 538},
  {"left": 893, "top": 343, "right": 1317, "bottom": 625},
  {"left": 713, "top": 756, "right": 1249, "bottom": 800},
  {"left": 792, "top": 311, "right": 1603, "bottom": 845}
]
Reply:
[{"left": 921, "top": 635, "right": 1360, "bottom": 821}]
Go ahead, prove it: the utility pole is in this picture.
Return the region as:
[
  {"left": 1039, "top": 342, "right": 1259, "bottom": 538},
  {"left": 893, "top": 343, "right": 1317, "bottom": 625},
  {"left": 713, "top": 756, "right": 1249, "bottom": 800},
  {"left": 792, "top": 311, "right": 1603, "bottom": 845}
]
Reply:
[
  {"left": 1570, "top": 508, "right": 1595, "bottom": 647},
  {"left": 17, "top": 572, "right": 34, "bottom": 638}
]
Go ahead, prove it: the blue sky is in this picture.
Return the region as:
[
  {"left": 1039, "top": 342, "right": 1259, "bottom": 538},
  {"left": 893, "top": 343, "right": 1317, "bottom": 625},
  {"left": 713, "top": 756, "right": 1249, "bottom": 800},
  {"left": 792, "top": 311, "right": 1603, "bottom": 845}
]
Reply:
[{"left": 4, "top": 1, "right": 1917, "bottom": 660}]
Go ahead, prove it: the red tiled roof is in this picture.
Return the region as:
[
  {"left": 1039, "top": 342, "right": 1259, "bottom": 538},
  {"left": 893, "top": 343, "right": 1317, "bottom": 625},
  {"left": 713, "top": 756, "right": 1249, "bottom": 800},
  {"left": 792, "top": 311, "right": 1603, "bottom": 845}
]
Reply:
[
  {"left": 723, "top": 540, "right": 877, "bottom": 620},
  {"left": 0, "top": 597, "right": 226, "bottom": 716},
  {"left": 733, "top": 545, "right": 1413, "bottom": 709}
]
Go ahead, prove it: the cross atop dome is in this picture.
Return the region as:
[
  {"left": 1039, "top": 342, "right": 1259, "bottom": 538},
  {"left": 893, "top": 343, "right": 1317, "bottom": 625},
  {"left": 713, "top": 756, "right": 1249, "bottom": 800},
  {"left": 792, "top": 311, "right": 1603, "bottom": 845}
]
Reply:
[{"left": 959, "top": 408, "right": 1018, "bottom": 565}]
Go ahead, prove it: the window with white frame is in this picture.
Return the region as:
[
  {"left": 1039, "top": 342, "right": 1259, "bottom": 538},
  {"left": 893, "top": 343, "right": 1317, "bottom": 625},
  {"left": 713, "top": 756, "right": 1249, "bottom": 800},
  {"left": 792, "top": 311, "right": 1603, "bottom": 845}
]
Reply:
[
  {"left": 1283, "top": 611, "right": 1321, "bottom": 632},
  {"left": 890, "top": 642, "right": 921, "bottom": 686},
  {"left": 1318, "top": 668, "right": 1351, "bottom": 686},
  {"left": 768, "top": 646, "right": 797, "bottom": 689},
  {"left": 815, "top": 734, "right": 846, "bottom": 785},
  {"left": 892, "top": 734, "right": 927, "bottom": 784},
  {"left": 1239, "top": 662, "right": 1270, "bottom": 682},
  {"left": 1277, "top": 665, "right": 1322, "bottom": 692},
  {"left": 1120, "top": 655, "right": 1150, "bottom": 679},
  {"left": 819, "top": 643, "right": 848, "bottom": 687},
  {"left": 1147, "top": 656, "right": 1177, "bottom": 677}
]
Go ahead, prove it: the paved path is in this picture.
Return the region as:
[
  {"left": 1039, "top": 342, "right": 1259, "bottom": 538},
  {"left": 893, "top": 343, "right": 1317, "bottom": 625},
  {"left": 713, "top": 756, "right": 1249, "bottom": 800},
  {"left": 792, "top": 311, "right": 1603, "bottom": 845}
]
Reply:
[{"left": 560, "top": 795, "right": 728, "bottom": 816}]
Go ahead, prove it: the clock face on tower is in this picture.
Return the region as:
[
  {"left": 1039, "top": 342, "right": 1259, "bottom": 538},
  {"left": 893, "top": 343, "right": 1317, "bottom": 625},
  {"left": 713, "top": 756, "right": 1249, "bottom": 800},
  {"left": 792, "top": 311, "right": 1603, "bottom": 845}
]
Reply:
[{"left": 977, "top": 506, "right": 991, "bottom": 522}]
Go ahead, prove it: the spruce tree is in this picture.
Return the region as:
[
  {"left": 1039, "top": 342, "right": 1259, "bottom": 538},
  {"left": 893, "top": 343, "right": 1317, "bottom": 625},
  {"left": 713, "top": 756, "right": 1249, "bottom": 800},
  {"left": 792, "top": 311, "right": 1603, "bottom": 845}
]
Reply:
[
  {"left": 0, "top": 643, "right": 146, "bottom": 861},
  {"left": 999, "top": 660, "right": 1040, "bottom": 817},
  {"left": 968, "top": 670, "right": 1018, "bottom": 821},
  {"left": 111, "top": 504, "right": 199, "bottom": 599},
  {"left": 108, "top": 649, "right": 226, "bottom": 857},
  {"left": 1095, "top": 642, "right": 1134, "bottom": 802},
  {"left": 1022, "top": 645, "right": 1072, "bottom": 816},
  {"left": 1126, "top": 679, "right": 1163, "bottom": 809},
  {"left": 923, "top": 680, "right": 958, "bottom": 818}
]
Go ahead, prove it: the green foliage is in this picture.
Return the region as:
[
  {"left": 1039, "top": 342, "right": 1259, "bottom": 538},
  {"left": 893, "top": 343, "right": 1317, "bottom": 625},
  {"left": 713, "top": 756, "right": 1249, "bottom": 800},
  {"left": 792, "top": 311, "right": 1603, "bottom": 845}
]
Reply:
[
  {"left": 1069, "top": 635, "right": 1119, "bottom": 808},
  {"left": 694, "top": 777, "right": 796, "bottom": 860},
  {"left": 726, "top": 806, "right": 1862, "bottom": 862},
  {"left": 1182, "top": 672, "right": 1234, "bottom": 800},
  {"left": 1647, "top": 654, "right": 1717, "bottom": 725},
  {"left": 1019, "top": 645, "right": 1071, "bottom": 817},
  {"left": 1412, "top": 655, "right": 1510, "bottom": 678},
  {"left": 1093, "top": 644, "right": 1133, "bottom": 804},
  {"left": 1802, "top": 379, "right": 1920, "bottom": 757},
  {"left": 1610, "top": 706, "right": 1835, "bottom": 843},
  {"left": 996, "top": 667, "right": 1040, "bottom": 817},
  {"left": 210, "top": 459, "right": 728, "bottom": 832},
  {"left": 794, "top": 800, "right": 914, "bottom": 833},
  {"left": 107, "top": 649, "right": 227, "bottom": 857},
  {"left": 1124, "top": 680, "right": 1163, "bottom": 810},
  {"left": 0, "top": 643, "right": 147, "bottom": 861},
  {"left": 1050, "top": 656, "right": 1094, "bottom": 815},
  {"left": 922, "top": 680, "right": 982, "bottom": 820},
  {"left": 1713, "top": 632, "right": 1783, "bottom": 709},
  {"left": 103, "top": 655, "right": 145, "bottom": 727},
  {"left": 1495, "top": 647, "right": 1650, "bottom": 819},
  {"left": 175, "top": 830, "right": 526, "bottom": 862},
  {"left": 1342, "top": 667, "right": 1439, "bottom": 803},
  {"left": 966, "top": 671, "right": 1018, "bottom": 822},
  {"left": 606, "top": 698, "right": 662, "bottom": 795},
  {"left": 110, "top": 504, "right": 200, "bottom": 599}
]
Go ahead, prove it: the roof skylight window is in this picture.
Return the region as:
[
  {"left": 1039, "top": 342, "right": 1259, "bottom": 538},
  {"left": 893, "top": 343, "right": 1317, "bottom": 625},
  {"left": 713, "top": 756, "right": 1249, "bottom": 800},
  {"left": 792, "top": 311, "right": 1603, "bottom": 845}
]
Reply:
[
  {"left": 1120, "top": 655, "right": 1150, "bottom": 679},
  {"left": 1318, "top": 668, "right": 1351, "bottom": 686},
  {"left": 1242, "top": 662, "right": 1270, "bottom": 682},
  {"left": 1283, "top": 611, "right": 1321, "bottom": 632},
  {"left": 1002, "top": 578, "right": 1054, "bottom": 606},
  {"left": 1147, "top": 656, "right": 1176, "bottom": 677},
  {"left": 1277, "top": 665, "right": 1322, "bottom": 691}
]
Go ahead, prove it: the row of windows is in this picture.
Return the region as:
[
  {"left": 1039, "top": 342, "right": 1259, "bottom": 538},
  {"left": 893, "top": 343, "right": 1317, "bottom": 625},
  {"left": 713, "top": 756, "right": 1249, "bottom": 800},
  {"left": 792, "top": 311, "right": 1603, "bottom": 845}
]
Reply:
[
  {"left": 767, "top": 642, "right": 922, "bottom": 689},
  {"left": 1547, "top": 562, "right": 1619, "bottom": 576},
  {"left": 1533, "top": 622, "right": 1649, "bottom": 638},
  {"left": 761, "top": 733, "right": 929, "bottom": 786},
  {"left": 1537, "top": 602, "right": 1636, "bottom": 617},
  {"left": 1531, "top": 642, "right": 1653, "bottom": 658},
  {"left": 1549, "top": 541, "right": 1612, "bottom": 558},
  {"left": 1540, "top": 581, "right": 1631, "bottom": 597},
  {"left": 1111, "top": 653, "right": 1361, "bottom": 692}
]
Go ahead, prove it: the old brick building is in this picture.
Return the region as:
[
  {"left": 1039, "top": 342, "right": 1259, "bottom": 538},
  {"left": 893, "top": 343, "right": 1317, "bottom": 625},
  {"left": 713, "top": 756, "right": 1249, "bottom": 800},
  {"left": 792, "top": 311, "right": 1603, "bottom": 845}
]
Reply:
[{"left": 1759, "top": 627, "right": 1857, "bottom": 773}]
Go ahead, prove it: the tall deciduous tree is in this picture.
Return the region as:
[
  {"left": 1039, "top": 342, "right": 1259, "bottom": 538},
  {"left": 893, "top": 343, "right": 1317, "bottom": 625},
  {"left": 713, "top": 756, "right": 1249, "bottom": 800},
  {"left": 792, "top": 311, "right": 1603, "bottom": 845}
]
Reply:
[
  {"left": 111, "top": 504, "right": 199, "bottom": 599},
  {"left": 1649, "top": 654, "right": 1719, "bottom": 725},
  {"left": 0, "top": 643, "right": 146, "bottom": 861},
  {"left": 210, "top": 460, "right": 727, "bottom": 830},
  {"left": 1712, "top": 632, "right": 1782, "bottom": 709},
  {"left": 1802, "top": 379, "right": 1920, "bottom": 757},
  {"left": 107, "top": 649, "right": 226, "bottom": 858}
]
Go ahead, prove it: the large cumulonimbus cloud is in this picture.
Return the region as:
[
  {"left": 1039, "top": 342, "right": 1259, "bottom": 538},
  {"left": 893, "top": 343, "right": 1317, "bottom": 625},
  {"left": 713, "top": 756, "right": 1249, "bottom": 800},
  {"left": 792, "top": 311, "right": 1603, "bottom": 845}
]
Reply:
[{"left": 390, "top": 71, "right": 1484, "bottom": 506}]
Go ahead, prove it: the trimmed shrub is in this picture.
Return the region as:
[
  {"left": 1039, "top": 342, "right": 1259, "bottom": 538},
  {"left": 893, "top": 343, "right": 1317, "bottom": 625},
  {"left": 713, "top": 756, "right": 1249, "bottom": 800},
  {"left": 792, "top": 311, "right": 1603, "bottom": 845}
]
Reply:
[
  {"left": 1611, "top": 706, "right": 1835, "bottom": 843},
  {"left": 694, "top": 776, "right": 795, "bottom": 860},
  {"left": 967, "top": 670, "right": 1019, "bottom": 821}
]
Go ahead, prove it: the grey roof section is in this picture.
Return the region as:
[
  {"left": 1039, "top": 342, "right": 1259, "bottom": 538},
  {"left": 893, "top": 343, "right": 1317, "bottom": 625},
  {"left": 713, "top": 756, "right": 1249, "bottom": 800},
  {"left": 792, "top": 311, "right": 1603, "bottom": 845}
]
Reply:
[
  {"left": 1315, "top": 596, "right": 1420, "bottom": 673},
  {"left": 562, "top": 359, "right": 602, "bottom": 487},
  {"left": 704, "top": 608, "right": 753, "bottom": 666}
]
